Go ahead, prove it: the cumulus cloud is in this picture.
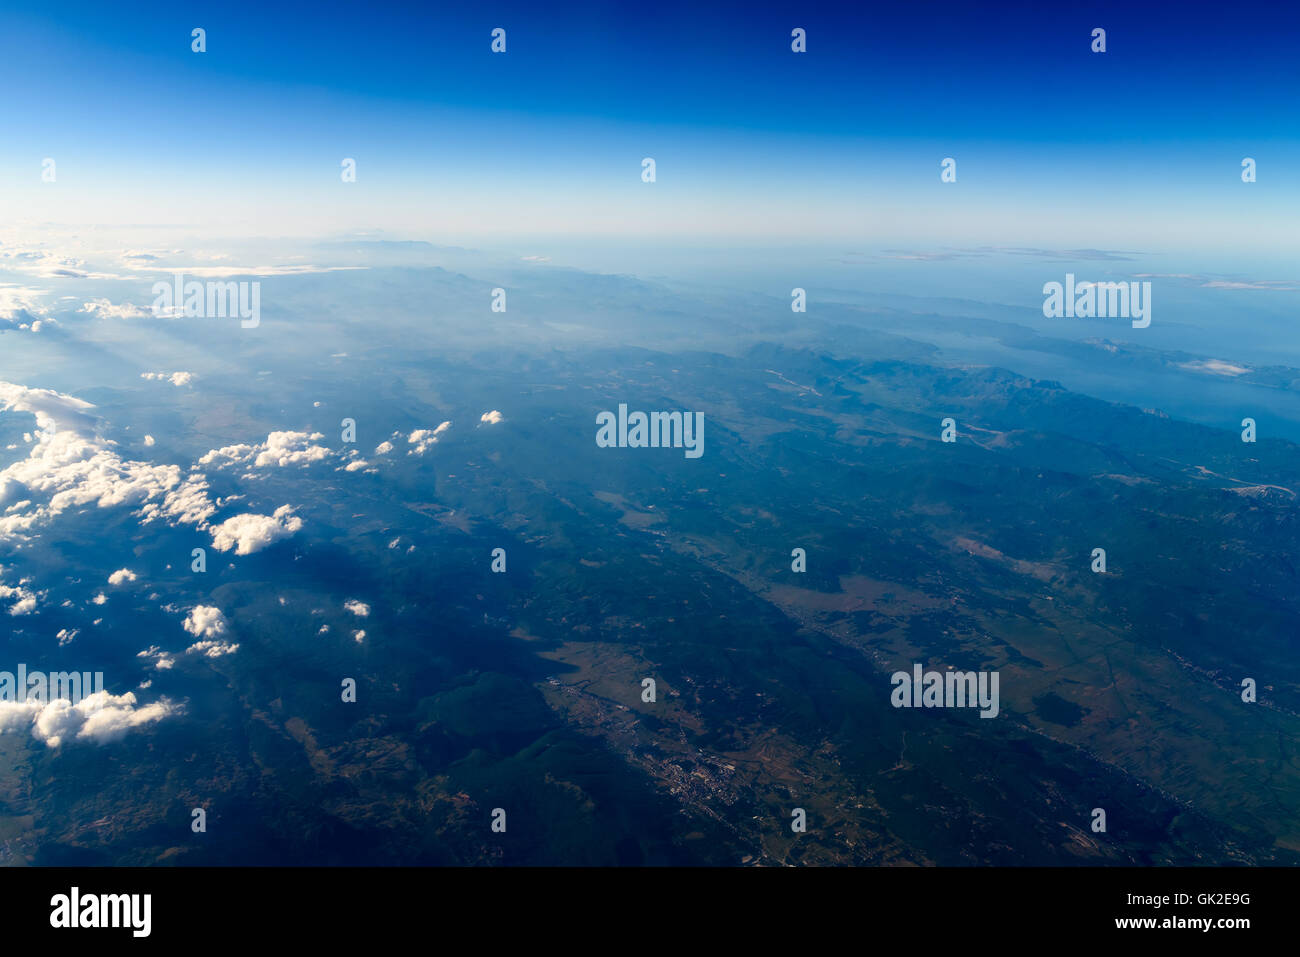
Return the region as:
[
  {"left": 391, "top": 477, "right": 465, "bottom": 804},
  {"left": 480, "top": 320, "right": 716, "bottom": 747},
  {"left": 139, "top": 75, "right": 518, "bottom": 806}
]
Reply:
[
  {"left": 183, "top": 604, "right": 227, "bottom": 639},
  {"left": 200, "top": 431, "right": 330, "bottom": 469},
  {"left": 0, "top": 246, "right": 124, "bottom": 281},
  {"left": 0, "top": 691, "right": 180, "bottom": 747},
  {"left": 209, "top": 505, "right": 303, "bottom": 555},
  {"left": 0, "top": 580, "right": 39, "bottom": 616},
  {"left": 0, "top": 382, "right": 219, "bottom": 542},
  {"left": 186, "top": 639, "right": 239, "bottom": 658},
  {"left": 1, "top": 383, "right": 313, "bottom": 574},
  {"left": 136, "top": 646, "right": 175, "bottom": 670},
  {"left": 480, "top": 410, "right": 504, "bottom": 425},
  {"left": 408, "top": 422, "right": 451, "bottom": 455},
  {"left": 137, "top": 474, "right": 217, "bottom": 527},
  {"left": 344, "top": 599, "right": 370, "bottom": 617},
  {"left": 141, "top": 371, "right": 195, "bottom": 387},
  {"left": 80, "top": 298, "right": 151, "bottom": 319},
  {"left": 374, "top": 441, "right": 394, "bottom": 456},
  {"left": 108, "top": 569, "right": 137, "bottom": 586},
  {"left": 0, "top": 284, "right": 51, "bottom": 329}
]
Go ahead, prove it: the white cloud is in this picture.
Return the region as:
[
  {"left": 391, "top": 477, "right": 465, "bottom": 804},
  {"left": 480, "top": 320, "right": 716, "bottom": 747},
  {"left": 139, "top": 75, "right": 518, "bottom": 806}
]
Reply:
[
  {"left": 480, "top": 410, "right": 504, "bottom": 425},
  {"left": 122, "top": 263, "right": 367, "bottom": 278},
  {"left": 344, "top": 599, "right": 370, "bottom": 617},
  {"left": 137, "top": 474, "right": 217, "bottom": 527},
  {"left": 141, "top": 371, "right": 195, "bottom": 387},
  {"left": 0, "top": 580, "right": 39, "bottom": 616},
  {"left": 186, "top": 639, "right": 239, "bottom": 658},
  {"left": 0, "top": 382, "right": 219, "bottom": 542},
  {"left": 1179, "top": 359, "right": 1250, "bottom": 377},
  {"left": 200, "top": 431, "right": 330, "bottom": 469},
  {"left": 81, "top": 299, "right": 150, "bottom": 319},
  {"left": 0, "top": 568, "right": 42, "bottom": 615},
  {"left": 0, "top": 690, "right": 180, "bottom": 747},
  {"left": 183, "top": 604, "right": 227, "bottom": 639},
  {"left": 0, "top": 284, "right": 51, "bottom": 328},
  {"left": 408, "top": 422, "right": 451, "bottom": 455},
  {"left": 374, "top": 441, "right": 394, "bottom": 456},
  {"left": 108, "top": 568, "right": 137, "bottom": 586},
  {"left": 136, "top": 646, "right": 175, "bottom": 670},
  {"left": 209, "top": 505, "right": 303, "bottom": 555},
  {"left": 353, "top": 630, "right": 366, "bottom": 643}
]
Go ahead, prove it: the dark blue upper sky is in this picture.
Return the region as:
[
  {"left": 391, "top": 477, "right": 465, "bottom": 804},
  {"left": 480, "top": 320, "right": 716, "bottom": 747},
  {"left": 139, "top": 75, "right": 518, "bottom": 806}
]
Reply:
[
  {"left": 3, "top": 1, "right": 1296, "bottom": 247},
  {"left": 7, "top": 0, "right": 1295, "bottom": 138}
]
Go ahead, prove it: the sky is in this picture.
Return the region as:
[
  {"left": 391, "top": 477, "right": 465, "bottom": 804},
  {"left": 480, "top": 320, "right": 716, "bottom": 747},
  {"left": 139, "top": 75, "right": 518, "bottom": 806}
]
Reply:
[{"left": 1, "top": 1, "right": 1297, "bottom": 251}]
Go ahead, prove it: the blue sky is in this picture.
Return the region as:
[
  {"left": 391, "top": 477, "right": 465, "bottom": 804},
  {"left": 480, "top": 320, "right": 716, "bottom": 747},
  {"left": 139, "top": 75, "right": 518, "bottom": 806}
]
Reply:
[{"left": 2, "top": 1, "right": 1298, "bottom": 249}]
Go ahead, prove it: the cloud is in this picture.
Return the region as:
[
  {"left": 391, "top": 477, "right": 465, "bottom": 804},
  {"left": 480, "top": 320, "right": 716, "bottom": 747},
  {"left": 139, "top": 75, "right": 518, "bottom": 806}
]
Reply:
[
  {"left": 209, "top": 505, "right": 303, "bottom": 555},
  {"left": 0, "top": 285, "right": 52, "bottom": 332},
  {"left": 1200, "top": 279, "right": 1300, "bottom": 291},
  {"left": 1179, "top": 359, "right": 1250, "bottom": 377},
  {"left": 80, "top": 298, "right": 151, "bottom": 319},
  {"left": 200, "top": 431, "right": 330, "bottom": 469},
  {"left": 0, "top": 691, "right": 180, "bottom": 747},
  {"left": 1131, "top": 273, "right": 1300, "bottom": 291},
  {"left": 0, "top": 284, "right": 50, "bottom": 315},
  {"left": 999, "top": 247, "right": 1142, "bottom": 262},
  {"left": 0, "top": 247, "right": 125, "bottom": 281},
  {"left": 122, "top": 263, "right": 368, "bottom": 278},
  {"left": 374, "top": 441, "right": 394, "bottom": 456},
  {"left": 0, "top": 387, "right": 312, "bottom": 602},
  {"left": 0, "top": 579, "right": 39, "bottom": 616},
  {"left": 344, "top": 599, "right": 370, "bottom": 617},
  {"left": 108, "top": 569, "right": 137, "bottom": 586},
  {"left": 186, "top": 639, "right": 239, "bottom": 658},
  {"left": 141, "top": 371, "right": 195, "bottom": 387},
  {"left": 0, "top": 382, "right": 219, "bottom": 542},
  {"left": 137, "top": 474, "right": 217, "bottom": 527},
  {"left": 136, "top": 646, "right": 175, "bottom": 670},
  {"left": 408, "top": 422, "right": 451, "bottom": 455},
  {"left": 870, "top": 247, "right": 1142, "bottom": 263},
  {"left": 479, "top": 410, "right": 504, "bottom": 425},
  {"left": 183, "top": 604, "right": 227, "bottom": 639}
]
